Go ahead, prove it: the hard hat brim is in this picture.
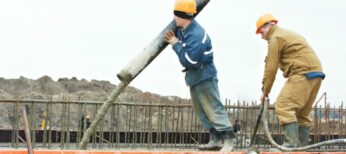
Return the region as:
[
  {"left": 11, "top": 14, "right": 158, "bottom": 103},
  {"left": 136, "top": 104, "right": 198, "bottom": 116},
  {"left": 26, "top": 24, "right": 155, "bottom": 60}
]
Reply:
[{"left": 255, "top": 20, "right": 278, "bottom": 34}]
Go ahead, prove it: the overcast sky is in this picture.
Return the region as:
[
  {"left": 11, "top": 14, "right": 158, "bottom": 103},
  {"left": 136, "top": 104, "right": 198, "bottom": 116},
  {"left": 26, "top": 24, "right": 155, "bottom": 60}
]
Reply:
[{"left": 1, "top": 0, "right": 345, "bottom": 106}]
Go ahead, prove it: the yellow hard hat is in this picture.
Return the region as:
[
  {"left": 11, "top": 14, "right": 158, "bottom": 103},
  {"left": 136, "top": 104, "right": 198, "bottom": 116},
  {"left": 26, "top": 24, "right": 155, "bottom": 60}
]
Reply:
[
  {"left": 174, "top": 0, "right": 197, "bottom": 14},
  {"left": 256, "top": 13, "right": 278, "bottom": 34}
]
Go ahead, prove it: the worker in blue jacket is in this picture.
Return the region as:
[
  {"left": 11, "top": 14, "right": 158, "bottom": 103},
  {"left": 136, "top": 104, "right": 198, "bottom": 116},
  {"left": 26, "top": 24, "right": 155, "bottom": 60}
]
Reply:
[{"left": 164, "top": 0, "right": 235, "bottom": 152}]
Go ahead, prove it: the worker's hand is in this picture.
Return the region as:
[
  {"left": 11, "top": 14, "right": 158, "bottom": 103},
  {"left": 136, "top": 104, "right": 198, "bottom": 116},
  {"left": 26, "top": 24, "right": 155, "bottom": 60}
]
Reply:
[
  {"left": 165, "top": 30, "right": 179, "bottom": 45},
  {"left": 260, "top": 92, "right": 268, "bottom": 103}
]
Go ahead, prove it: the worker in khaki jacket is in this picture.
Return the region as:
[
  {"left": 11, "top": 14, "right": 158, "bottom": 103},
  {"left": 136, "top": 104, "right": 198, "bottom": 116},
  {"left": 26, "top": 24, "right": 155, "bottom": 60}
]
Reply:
[{"left": 256, "top": 13, "right": 325, "bottom": 148}]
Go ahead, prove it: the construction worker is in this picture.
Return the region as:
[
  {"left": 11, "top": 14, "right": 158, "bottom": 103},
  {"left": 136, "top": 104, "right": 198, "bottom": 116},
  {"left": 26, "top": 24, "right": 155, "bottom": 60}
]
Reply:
[
  {"left": 81, "top": 115, "right": 91, "bottom": 131},
  {"left": 165, "top": 0, "right": 235, "bottom": 151},
  {"left": 256, "top": 13, "right": 325, "bottom": 148},
  {"left": 233, "top": 120, "right": 240, "bottom": 134}
]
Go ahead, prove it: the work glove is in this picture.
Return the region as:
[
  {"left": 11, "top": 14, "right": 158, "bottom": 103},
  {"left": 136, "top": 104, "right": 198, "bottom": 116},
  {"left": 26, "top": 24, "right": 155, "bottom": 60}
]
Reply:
[{"left": 165, "top": 30, "right": 179, "bottom": 45}]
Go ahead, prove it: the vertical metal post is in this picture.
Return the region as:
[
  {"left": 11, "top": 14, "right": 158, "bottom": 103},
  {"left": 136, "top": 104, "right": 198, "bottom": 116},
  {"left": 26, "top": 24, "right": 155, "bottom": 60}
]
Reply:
[
  {"left": 66, "top": 103, "right": 71, "bottom": 149},
  {"left": 42, "top": 103, "right": 49, "bottom": 148},
  {"left": 148, "top": 104, "right": 153, "bottom": 149},
  {"left": 76, "top": 103, "right": 83, "bottom": 148},
  {"left": 314, "top": 105, "right": 318, "bottom": 144},
  {"left": 98, "top": 103, "right": 106, "bottom": 149},
  {"left": 22, "top": 107, "right": 34, "bottom": 154},
  {"left": 115, "top": 103, "right": 120, "bottom": 149},
  {"left": 29, "top": 102, "right": 36, "bottom": 149},
  {"left": 60, "top": 103, "right": 66, "bottom": 149},
  {"left": 110, "top": 105, "right": 116, "bottom": 148},
  {"left": 48, "top": 103, "right": 52, "bottom": 149},
  {"left": 92, "top": 104, "right": 98, "bottom": 149},
  {"left": 133, "top": 105, "right": 138, "bottom": 149},
  {"left": 164, "top": 105, "right": 169, "bottom": 149},
  {"left": 15, "top": 101, "right": 20, "bottom": 149}
]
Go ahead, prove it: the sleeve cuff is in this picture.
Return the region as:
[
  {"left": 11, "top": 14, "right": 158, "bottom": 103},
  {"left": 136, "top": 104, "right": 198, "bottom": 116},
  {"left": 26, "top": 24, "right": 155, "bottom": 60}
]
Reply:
[{"left": 172, "top": 42, "right": 184, "bottom": 55}]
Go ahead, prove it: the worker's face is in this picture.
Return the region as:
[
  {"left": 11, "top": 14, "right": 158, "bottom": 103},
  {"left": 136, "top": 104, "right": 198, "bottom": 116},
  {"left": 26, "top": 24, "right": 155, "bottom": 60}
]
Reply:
[
  {"left": 259, "top": 24, "right": 272, "bottom": 40},
  {"left": 174, "top": 16, "right": 188, "bottom": 27},
  {"left": 174, "top": 16, "right": 183, "bottom": 27}
]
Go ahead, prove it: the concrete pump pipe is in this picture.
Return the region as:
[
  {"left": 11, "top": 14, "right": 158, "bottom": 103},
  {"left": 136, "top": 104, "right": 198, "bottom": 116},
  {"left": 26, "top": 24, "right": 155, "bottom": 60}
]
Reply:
[
  {"left": 117, "top": 0, "right": 210, "bottom": 84},
  {"left": 78, "top": 0, "right": 210, "bottom": 149}
]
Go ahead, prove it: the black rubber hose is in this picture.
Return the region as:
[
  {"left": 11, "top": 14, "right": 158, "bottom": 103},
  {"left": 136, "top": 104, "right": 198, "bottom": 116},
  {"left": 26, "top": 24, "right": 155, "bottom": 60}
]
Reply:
[{"left": 249, "top": 103, "right": 264, "bottom": 147}]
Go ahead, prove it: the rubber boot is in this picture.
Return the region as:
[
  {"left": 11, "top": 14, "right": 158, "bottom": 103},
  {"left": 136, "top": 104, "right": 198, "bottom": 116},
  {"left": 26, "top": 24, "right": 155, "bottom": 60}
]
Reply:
[
  {"left": 282, "top": 122, "right": 300, "bottom": 148},
  {"left": 219, "top": 131, "right": 235, "bottom": 152},
  {"left": 298, "top": 126, "right": 310, "bottom": 147},
  {"left": 198, "top": 128, "right": 223, "bottom": 150},
  {"left": 268, "top": 122, "right": 300, "bottom": 152}
]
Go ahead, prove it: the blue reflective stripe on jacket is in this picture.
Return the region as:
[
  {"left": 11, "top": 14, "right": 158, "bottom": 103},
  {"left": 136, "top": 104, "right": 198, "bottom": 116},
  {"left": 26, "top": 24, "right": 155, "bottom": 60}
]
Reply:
[{"left": 172, "top": 20, "right": 217, "bottom": 86}]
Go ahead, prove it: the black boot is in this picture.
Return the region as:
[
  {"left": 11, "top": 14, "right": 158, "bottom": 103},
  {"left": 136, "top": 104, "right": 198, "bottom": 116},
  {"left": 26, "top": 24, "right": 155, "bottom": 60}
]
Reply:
[{"left": 198, "top": 128, "right": 223, "bottom": 150}]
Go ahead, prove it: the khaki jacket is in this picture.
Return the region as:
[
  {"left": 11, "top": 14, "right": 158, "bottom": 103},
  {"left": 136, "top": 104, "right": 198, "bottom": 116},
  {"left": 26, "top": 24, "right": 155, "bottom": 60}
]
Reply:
[{"left": 262, "top": 25, "right": 323, "bottom": 94}]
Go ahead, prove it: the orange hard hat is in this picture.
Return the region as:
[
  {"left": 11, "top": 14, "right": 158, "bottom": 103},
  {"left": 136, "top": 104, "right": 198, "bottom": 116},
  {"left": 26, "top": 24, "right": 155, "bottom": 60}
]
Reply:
[
  {"left": 256, "top": 13, "right": 278, "bottom": 34},
  {"left": 174, "top": 0, "right": 197, "bottom": 14}
]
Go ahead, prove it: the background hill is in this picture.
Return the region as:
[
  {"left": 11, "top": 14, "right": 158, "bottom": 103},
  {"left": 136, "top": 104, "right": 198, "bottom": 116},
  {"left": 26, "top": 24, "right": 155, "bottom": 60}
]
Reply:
[{"left": 0, "top": 76, "right": 190, "bottom": 129}]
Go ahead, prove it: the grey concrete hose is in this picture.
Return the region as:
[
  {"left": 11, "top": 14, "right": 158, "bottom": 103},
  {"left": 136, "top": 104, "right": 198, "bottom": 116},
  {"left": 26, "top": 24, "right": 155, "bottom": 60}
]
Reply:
[{"left": 262, "top": 98, "right": 346, "bottom": 152}]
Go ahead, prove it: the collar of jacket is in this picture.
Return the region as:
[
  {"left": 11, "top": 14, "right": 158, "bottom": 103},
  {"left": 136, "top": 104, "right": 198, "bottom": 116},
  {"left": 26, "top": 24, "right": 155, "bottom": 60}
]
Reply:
[
  {"left": 264, "top": 24, "right": 278, "bottom": 41},
  {"left": 181, "top": 19, "right": 196, "bottom": 32}
]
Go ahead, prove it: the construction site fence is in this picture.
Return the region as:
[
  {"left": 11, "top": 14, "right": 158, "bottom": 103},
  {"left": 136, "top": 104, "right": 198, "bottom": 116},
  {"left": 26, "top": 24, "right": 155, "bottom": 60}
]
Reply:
[{"left": 0, "top": 99, "right": 345, "bottom": 150}]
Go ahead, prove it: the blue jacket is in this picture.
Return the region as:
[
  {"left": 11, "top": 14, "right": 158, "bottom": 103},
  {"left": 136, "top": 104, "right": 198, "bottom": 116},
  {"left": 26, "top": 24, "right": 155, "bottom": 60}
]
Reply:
[{"left": 172, "top": 20, "right": 217, "bottom": 87}]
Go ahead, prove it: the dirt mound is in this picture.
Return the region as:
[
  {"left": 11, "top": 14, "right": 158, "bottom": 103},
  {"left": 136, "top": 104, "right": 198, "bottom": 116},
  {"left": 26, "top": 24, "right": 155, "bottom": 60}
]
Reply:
[
  {"left": 0, "top": 76, "right": 186, "bottom": 102},
  {"left": 0, "top": 76, "right": 189, "bottom": 129}
]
